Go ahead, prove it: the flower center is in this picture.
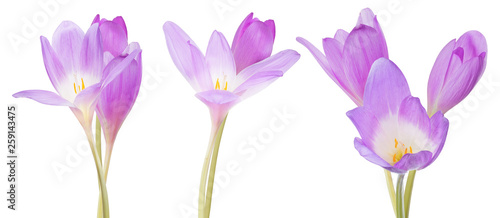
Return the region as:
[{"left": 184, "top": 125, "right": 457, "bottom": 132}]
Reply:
[
  {"left": 73, "top": 76, "right": 86, "bottom": 94},
  {"left": 215, "top": 78, "right": 228, "bottom": 90},
  {"left": 392, "top": 138, "right": 413, "bottom": 163}
]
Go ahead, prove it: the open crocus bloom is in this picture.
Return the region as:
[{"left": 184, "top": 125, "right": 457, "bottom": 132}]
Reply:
[
  {"left": 297, "top": 8, "right": 388, "bottom": 106},
  {"left": 427, "top": 31, "right": 487, "bottom": 116},
  {"left": 13, "top": 20, "right": 140, "bottom": 133},
  {"left": 347, "top": 58, "right": 449, "bottom": 174},
  {"left": 92, "top": 15, "right": 142, "bottom": 149},
  {"left": 163, "top": 21, "right": 300, "bottom": 126}
]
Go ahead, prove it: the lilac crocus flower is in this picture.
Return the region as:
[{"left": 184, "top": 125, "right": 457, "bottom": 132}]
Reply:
[
  {"left": 347, "top": 58, "right": 449, "bottom": 174},
  {"left": 427, "top": 31, "right": 487, "bottom": 116},
  {"left": 297, "top": 8, "right": 388, "bottom": 106},
  {"left": 12, "top": 21, "right": 140, "bottom": 135},
  {"left": 163, "top": 21, "right": 300, "bottom": 126},
  {"left": 232, "top": 12, "right": 275, "bottom": 73},
  {"left": 92, "top": 15, "right": 142, "bottom": 174}
]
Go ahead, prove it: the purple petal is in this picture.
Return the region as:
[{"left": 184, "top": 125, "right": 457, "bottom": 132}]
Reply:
[
  {"left": 51, "top": 21, "right": 84, "bottom": 73},
  {"left": 356, "top": 8, "right": 387, "bottom": 51},
  {"left": 397, "top": 97, "right": 430, "bottom": 134},
  {"left": 196, "top": 90, "right": 240, "bottom": 126},
  {"left": 456, "top": 30, "right": 488, "bottom": 63},
  {"left": 296, "top": 37, "right": 332, "bottom": 77},
  {"left": 73, "top": 83, "right": 102, "bottom": 110},
  {"left": 206, "top": 31, "right": 236, "bottom": 83},
  {"left": 333, "top": 29, "right": 349, "bottom": 46},
  {"left": 234, "top": 49, "right": 300, "bottom": 88},
  {"left": 13, "top": 90, "right": 75, "bottom": 107},
  {"left": 427, "top": 39, "right": 456, "bottom": 114},
  {"left": 231, "top": 13, "right": 255, "bottom": 51},
  {"left": 342, "top": 24, "right": 389, "bottom": 103},
  {"left": 347, "top": 107, "right": 380, "bottom": 148},
  {"left": 163, "top": 21, "right": 211, "bottom": 92},
  {"left": 91, "top": 14, "right": 100, "bottom": 25},
  {"left": 364, "top": 58, "right": 411, "bottom": 117},
  {"left": 99, "top": 18, "right": 128, "bottom": 57},
  {"left": 354, "top": 138, "right": 405, "bottom": 173},
  {"left": 393, "top": 151, "right": 433, "bottom": 172},
  {"left": 80, "top": 23, "right": 103, "bottom": 79},
  {"left": 232, "top": 70, "right": 283, "bottom": 99},
  {"left": 101, "top": 48, "right": 141, "bottom": 90},
  {"left": 421, "top": 111, "right": 449, "bottom": 169},
  {"left": 97, "top": 56, "right": 141, "bottom": 146},
  {"left": 232, "top": 20, "right": 275, "bottom": 73},
  {"left": 323, "top": 37, "right": 362, "bottom": 106},
  {"left": 40, "top": 36, "right": 67, "bottom": 94},
  {"left": 112, "top": 16, "right": 128, "bottom": 38}
]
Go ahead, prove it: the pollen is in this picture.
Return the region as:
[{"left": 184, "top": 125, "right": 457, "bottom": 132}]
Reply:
[
  {"left": 73, "top": 78, "right": 86, "bottom": 94},
  {"left": 392, "top": 138, "right": 414, "bottom": 164},
  {"left": 215, "top": 78, "right": 228, "bottom": 90}
]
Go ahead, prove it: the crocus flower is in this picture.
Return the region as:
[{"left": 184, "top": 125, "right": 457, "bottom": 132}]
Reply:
[
  {"left": 163, "top": 21, "right": 299, "bottom": 126},
  {"left": 427, "top": 31, "right": 487, "bottom": 116},
  {"left": 297, "top": 8, "right": 388, "bottom": 106},
  {"left": 232, "top": 12, "right": 275, "bottom": 73},
  {"left": 92, "top": 15, "right": 142, "bottom": 177},
  {"left": 347, "top": 58, "right": 449, "bottom": 174},
  {"left": 12, "top": 21, "right": 140, "bottom": 136}
]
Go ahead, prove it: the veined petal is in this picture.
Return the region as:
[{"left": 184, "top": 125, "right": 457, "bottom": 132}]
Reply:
[
  {"left": 112, "top": 16, "right": 128, "bottom": 38},
  {"left": 232, "top": 70, "right": 283, "bottom": 99},
  {"left": 427, "top": 39, "right": 456, "bottom": 114},
  {"left": 12, "top": 90, "right": 75, "bottom": 107},
  {"left": 234, "top": 49, "right": 300, "bottom": 89},
  {"left": 232, "top": 20, "right": 275, "bottom": 73},
  {"left": 80, "top": 23, "right": 103, "bottom": 79},
  {"left": 99, "top": 18, "right": 128, "bottom": 57},
  {"left": 456, "top": 30, "right": 488, "bottom": 62},
  {"left": 393, "top": 151, "right": 433, "bottom": 171},
  {"left": 356, "top": 8, "right": 376, "bottom": 28},
  {"left": 364, "top": 58, "right": 411, "bottom": 117},
  {"left": 398, "top": 97, "right": 430, "bottom": 134},
  {"left": 163, "top": 21, "right": 210, "bottom": 92},
  {"left": 347, "top": 107, "right": 379, "bottom": 148},
  {"left": 296, "top": 37, "right": 332, "bottom": 76},
  {"left": 231, "top": 12, "right": 255, "bottom": 51},
  {"left": 73, "top": 82, "right": 101, "bottom": 110},
  {"left": 40, "top": 36, "right": 67, "bottom": 94},
  {"left": 421, "top": 111, "right": 449, "bottom": 169},
  {"left": 97, "top": 56, "right": 141, "bottom": 146},
  {"left": 342, "top": 25, "right": 388, "bottom": 102},
  {"left": 333, "top": 29, "right": 349, "bottom": 45},
  {"left": 51, "top": 21, "right": 84, "bottom": 73},
  {"left": 206, "top": 31, "right": 236, "bottom": 85},
  {"left": 354, "top": 138, "right": 403, "bottom": 173},
  {"left": 101, "top": 48, "right": 141, "bottom": 89},
  {"left": 196, "top": 90, "right": 240, "bottom": 126}
]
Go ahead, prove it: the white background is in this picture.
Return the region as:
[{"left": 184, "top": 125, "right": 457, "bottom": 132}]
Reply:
[{"left": 1, "top": 0, "right": 499, "bottom": 217}]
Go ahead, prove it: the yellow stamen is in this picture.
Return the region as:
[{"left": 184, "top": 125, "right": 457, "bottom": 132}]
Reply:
[
  {"left": 410, "top": 146, "right": 413, "bottom": 153},
  {"left": 215, "top": 78, "right": 220, "bottom": 90},
  {"left": 405, "top": 148, "right": 408, "bottom": 154},
  {"left": 393, "top": 153, "right": 397, "bottom": 163},
  {"left": 395, "top": 139, "right": 398, "bottom": 148},
  {"left": 81, "top": 78, "right": 85, "bottom": 90},
  {"left": 224, "top": 81, "right": 228, "bottom": 90},
  {"left": 73, "top": 83, "right": 77, "bottom": 94}
]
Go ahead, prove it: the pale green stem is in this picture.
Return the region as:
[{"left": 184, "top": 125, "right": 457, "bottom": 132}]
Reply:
[
  {"left": 384, "top": 170, "right": 397, "bottom": 216},
  {"left": 404, "top": 170, "right": 416, "bottom": 218},
  {"left": 97, "top": 141, "right": 114, "bottom": 218},
  {"left": 96, "top": 117, "right": 102, "bottom": 162},
  {"left": 396, "top": 173, "right": 406, "bottom": 218},
  {"left": 198, "top": 115, "right": 228, "bottom": 218},
  {"left": 85, "top": 129, "right": 109, "bottom": 218}
]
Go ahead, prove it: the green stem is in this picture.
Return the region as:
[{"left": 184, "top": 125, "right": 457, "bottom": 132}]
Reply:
[
  {"left": 85, "top": 130, "right": 109, "bottom": 218},
  {"left": 96, "top": 116, "right": 102, "bottom": 162},
  {"left": 396, "top": 173, "right": 406, "bottom": 218},
  {"left": 404, "top": 170, "right": 416, "bottom": 218},
  {"left": 384, "top": 170, "right": 397, "bottom": 216},
  {"left": 198, "top": 115, "right": 228, "bottom": 218}
]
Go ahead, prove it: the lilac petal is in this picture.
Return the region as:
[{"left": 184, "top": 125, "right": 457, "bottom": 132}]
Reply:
[
  {"left": 73, "top": 83, "right": 102, "bottom": 110},
  {"left": 206, "top": 31, "right": 236, "bottom": 83},
  {"left": 40, "top": 36, "right": 67, "bottom": 94},
  {"left": 347, "top": 107, "right": 380, "bottom": 148},
  {"left": 92, "top": 14, "right": 100, "bottom": 25},
  {"left": 51, "top": 21, "right": 84, "bottom": 73},
  {"left": 427, "top": 39, "right": 456, "bottom": 114},
  {"left": 99, "top": 19, "right": 128, "bottom": 57},
  {"left": 234, "top": 49, "right": 299, "bottom": 89},
  {"left": 354, "top": 138, "right": 405, "bottom": 173},
  {"left": 231, "top": 12, "right": 255, "bottom": 51},
  {"left": 421, "top": 111, "right": 449, "bottom": 169},
  {"left": 196, "top": 90, "right": 240, "bottom": 126},
  {"left": 333, "top": 29, "right": 349, "bottom": 46},
  {"left": 323, "top": 37, "right": 362, "bottom": 105},
  {"left": 397, "top": 97, "right": 430, "bottom": 134},
  {"left": 101, "top": 48, "right": 141, "bottom": 90},
  {"left": 232, "top": 70, "right": 283, "bottom": 99},
  {"left": 163, "top": 21, "right": 211, "bottom": 92},
  {"left": 232, "top": 21, "right": 275, "bottom": 73},
  {"left": 456, "top": 30, "right": 488, "bottom": 63},
  {"left": 436, "top": 55, "right": 486, "bottom": 114},
  {"left": 264, "top": 20, "right": 276, "bottom": 41},
  {"left": 356, "top": 8, "right": 387, "bottom": 51},
  {"left": 296, "top": 37, "right": 332, "bottom": 76},
  {"left": 342, "top": 25, "right": 389, "bottom": 102},
  {"left": 112, "top": 16, "right": 128, "bottom": 38},
  {"left": 364, "top": 58, "right": 411, "bottom": 117},
  {"left": 13, "top": 90, "right": 75, "bottom": 107},
  {"left": 97, "top": 57, "right": 141, "bottom": 146},
  {"left": 393, "top": 151, "right": 433, "bottom": 172},
  {"left": 80, "top": 23, "right": 103, "bottom": 79}
]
